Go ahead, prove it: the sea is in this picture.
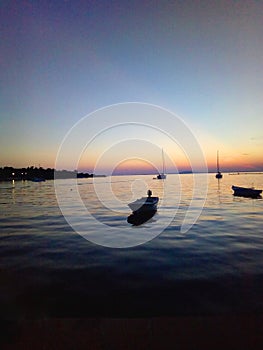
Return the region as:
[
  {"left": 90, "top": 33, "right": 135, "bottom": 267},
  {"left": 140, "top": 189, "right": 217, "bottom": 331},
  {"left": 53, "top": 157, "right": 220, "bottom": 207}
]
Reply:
[{"left": 1, "top": 173, "right": 263, "bottom": 319}]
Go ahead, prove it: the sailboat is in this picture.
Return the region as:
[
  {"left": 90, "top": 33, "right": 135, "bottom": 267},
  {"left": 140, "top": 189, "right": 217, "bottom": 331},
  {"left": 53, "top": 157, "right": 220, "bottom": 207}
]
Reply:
[
  {"left": 215, "top": 150, "right": 223, "bottom": 179},
  {"left": 156, "top": 149, "right": 167, "bottom": 180}
]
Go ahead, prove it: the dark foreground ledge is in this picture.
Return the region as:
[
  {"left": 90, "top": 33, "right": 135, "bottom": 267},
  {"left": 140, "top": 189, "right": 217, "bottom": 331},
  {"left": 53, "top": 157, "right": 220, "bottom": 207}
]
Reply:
[{"left": 1, "top": 314, "right": 263, "bottom": 350}]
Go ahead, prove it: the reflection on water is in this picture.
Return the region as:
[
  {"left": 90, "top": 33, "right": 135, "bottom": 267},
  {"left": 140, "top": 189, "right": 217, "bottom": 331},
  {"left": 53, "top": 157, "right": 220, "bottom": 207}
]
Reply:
[
  {"left": 127, "top": 209, "right": 157, "bottom": 226},
  {"left": 0, "top": 173, "right": 263, "bottom": 318}
]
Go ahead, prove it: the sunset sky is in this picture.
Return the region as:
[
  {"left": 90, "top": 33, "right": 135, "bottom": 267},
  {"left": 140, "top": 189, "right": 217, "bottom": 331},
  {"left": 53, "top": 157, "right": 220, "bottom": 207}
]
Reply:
[{"left": 1, "top": 0, "right": 263, "bottom": 173}]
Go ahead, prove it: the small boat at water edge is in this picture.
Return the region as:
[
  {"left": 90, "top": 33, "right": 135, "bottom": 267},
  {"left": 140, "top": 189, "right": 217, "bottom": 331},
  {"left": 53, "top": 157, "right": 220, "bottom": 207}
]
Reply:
[{"left": 232, "top": 185, "right": 262, "bottom": 198}]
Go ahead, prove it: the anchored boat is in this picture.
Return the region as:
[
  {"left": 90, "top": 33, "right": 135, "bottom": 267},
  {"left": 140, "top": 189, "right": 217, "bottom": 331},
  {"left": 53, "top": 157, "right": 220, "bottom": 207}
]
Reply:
[
  {"left": 128, "top": 191, "right": 159, "bottom": 213},
  {"left": 127, "top": 190, "right": 158, "bottom": 225},
  {"left": 232, "top": 185, "right": 262, "bottom": 198}
]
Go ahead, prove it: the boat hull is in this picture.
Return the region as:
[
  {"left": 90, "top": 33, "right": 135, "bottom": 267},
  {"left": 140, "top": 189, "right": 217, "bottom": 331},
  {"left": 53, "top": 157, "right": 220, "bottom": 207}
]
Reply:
[
  {"left": 127, "top": 209, "right": 157, "bottom": 226},
  {"left": 232, "top": 186, "right": 262, "bottom": 198},
  {"left": 128, "top": 197, "right": 159, "bottom": 213}
]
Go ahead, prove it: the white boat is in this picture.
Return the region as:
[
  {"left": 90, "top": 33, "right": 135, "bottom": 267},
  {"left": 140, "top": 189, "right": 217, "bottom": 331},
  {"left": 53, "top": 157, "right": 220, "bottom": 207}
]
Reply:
[
  {"left": 156, "top": 149, "right": 167, "bottom": 180},
  {"left": 128, "top": 190, "right": 159, "bottom": 213}
]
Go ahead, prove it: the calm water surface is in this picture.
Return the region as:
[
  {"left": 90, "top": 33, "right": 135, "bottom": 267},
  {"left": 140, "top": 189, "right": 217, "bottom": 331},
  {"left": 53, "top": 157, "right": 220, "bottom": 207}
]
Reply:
[{"left": 1, "top": 173, "right": 262, "bottom": 318}]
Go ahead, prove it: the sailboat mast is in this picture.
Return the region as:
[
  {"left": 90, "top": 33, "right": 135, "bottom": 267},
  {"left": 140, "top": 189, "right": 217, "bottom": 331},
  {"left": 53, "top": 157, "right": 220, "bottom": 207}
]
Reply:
[
  {"left": 215, "top": 150, "right": 223, "bottom": 179},
  {"left": 162, "top": 149, "right": 165, "bottom": 174},
  {"left": 156, "top": 149, "right": 167, "bottom": 179}
]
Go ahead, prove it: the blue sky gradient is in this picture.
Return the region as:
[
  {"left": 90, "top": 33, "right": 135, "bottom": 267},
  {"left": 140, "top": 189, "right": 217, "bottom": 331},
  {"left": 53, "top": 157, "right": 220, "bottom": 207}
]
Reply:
[{"left": 1, "top": 0, "right": 263, "bottom": 172}]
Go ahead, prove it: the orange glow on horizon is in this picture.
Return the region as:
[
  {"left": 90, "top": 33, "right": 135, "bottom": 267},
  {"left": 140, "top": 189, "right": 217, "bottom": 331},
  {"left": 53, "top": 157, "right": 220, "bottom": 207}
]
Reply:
[
  {"left": 206, "top": 152, "right": 263, "bottom": 172},
  {"left": 112, "top": 158, "right": 158, "bottom": 175}
]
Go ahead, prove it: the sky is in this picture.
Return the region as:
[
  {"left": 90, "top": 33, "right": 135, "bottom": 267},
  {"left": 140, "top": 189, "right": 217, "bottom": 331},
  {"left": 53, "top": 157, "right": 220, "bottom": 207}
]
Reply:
[{"left": 1, "top": 0, "right": 263, "bottom": 173}]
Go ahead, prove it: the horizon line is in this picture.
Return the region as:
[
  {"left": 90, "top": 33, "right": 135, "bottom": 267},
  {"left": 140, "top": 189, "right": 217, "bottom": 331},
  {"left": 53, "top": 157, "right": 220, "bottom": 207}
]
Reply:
[{"left": 1, "top": 166, "right": 263, "bottom": 178}]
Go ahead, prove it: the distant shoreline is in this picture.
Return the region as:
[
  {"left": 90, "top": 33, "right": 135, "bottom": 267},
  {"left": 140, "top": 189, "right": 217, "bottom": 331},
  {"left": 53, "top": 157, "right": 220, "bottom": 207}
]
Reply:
[
  {"left": 228, "top": 172, "right": 263, "bottom": 175},
  {"left": 0, "top": 166, "right": 106, "bottom": 182},
  {"left": 1, "top": 166, "right": 263, "bottom": 182}
]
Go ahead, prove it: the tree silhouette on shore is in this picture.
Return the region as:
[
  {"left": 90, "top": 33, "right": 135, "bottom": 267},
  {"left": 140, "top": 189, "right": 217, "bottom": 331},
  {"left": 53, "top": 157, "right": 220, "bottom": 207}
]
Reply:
[{"left": 0, "top": 167, "right": 98, "bottom": 181}]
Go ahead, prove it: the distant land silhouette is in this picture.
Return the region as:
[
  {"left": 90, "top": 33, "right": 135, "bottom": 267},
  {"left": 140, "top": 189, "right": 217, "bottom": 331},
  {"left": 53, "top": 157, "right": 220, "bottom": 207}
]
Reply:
[
  {"left": 0, "top": 166, "right": 105, "bottom": 181},
  {"left": 1, "top": 167, "right": 262, "bottom": 181},
  {"left": 0, "top": 167, "right": 196, "bottom": 181}
]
